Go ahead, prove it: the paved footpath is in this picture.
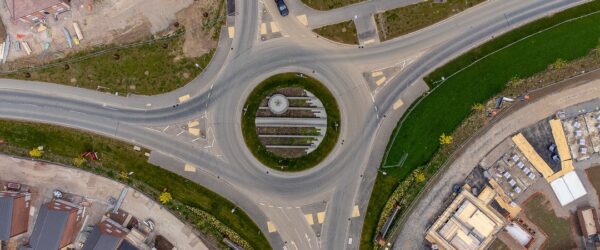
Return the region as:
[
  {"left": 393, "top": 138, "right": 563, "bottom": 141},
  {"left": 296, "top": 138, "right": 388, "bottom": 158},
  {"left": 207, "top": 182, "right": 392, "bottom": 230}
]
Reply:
[
  {"left": 0, "top": 155, "right": 208, "bottom": 250},
  {"left": 394, "top": 73, "right": 600, "bottom": 249}
]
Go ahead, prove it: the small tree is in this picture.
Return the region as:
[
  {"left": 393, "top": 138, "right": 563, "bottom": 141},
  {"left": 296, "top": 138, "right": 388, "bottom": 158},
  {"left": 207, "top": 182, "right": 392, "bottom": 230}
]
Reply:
[
  {"left": 118, "top": 171, "right": 129, "bottom": 180},
  {"left": 159, "top": 192, "right": 173, "bottom": 204},
  {"left": 413, "top": 169, "right": 426, "bottom": 183},
  {"left": 29, "top": 148, "right": 43, "bottom": 158},
  {"left": 553, "top": 58, "right": 567, "bottom": 69},
  {"left": 439, "top": 133, "right": 453, "bottom": 145},
  {"left": 471, "top": 103, "right": 485, "bottom": 112},
  {"left": 73, "top": 157, "right": 86, "bottom": 167}
]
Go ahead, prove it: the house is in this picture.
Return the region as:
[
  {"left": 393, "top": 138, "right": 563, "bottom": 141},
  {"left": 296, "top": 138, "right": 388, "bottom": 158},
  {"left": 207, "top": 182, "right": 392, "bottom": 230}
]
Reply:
[
  {"left": 5, "top": 0, "right": 71, "bottom": 23},
  {"left": 23, "top": 199, "right": 83, "bottom": 250},
  {"left": 0, "top": 191, "right": 31, "bottom": 240},
  {"left": 82, "top": 218, "right": 129, "bottom": 250},
  {"left": 577, "top": 207, "right": 600, "bottom": 239}
]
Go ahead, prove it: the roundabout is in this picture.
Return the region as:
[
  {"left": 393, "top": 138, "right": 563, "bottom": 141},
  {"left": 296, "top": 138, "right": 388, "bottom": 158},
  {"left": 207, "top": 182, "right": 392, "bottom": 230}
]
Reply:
[{"left": 241, "top": 73, "right": 341, "bottom": 171}]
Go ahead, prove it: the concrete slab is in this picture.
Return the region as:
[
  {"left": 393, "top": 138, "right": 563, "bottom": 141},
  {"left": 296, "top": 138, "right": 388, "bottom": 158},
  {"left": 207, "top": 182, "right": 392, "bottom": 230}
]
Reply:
[
  {"left": 270, "top": 22, "right": 280, "bottom": 33},
  {"left": 228, "top": 26, "right": 235, "bottom": 38}
]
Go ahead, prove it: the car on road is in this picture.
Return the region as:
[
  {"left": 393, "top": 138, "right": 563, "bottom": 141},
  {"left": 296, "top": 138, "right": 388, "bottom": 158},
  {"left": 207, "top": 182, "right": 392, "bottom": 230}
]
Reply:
[{"left": 275, "top": 0, "right": 289, "bottom": 16}]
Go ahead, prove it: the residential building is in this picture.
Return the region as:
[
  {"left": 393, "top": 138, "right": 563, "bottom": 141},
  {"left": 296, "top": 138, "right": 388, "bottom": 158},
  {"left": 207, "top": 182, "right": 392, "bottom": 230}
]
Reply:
[
  {"left": 577, "top": 207, "right": 600, "bottom": 238},
  {"left": 23, "top": 199, "right": 83, "bottom": 250},
  {"left": 0, "top": 191, "right": 31, "bottom": 240},
  {"left": 82, "top": 218, "right": 129, "bottom": 250}
]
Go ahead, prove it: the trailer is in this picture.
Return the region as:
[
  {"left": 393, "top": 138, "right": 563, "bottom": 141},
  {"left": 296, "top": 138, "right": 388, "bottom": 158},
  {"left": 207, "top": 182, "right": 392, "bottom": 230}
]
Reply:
[{"left": 73, "top": 22, "right": 84, "bottom": 40}]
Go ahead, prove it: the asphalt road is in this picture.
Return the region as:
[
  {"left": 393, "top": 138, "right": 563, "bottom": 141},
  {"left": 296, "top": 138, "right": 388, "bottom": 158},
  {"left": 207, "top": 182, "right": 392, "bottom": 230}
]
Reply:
[{"left": 0, "top": 0, "right": 589, "bottom": 249}]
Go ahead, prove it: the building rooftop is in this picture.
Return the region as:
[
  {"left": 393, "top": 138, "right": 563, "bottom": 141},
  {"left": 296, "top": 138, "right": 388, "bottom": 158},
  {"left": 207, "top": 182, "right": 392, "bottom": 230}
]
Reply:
[
  {"left": 0, "top": 191, "right": 30, "bottom": 240},
  {"left": 82, "top": 219, "right": 129, "bottom": 250},
  {"left": 27, "top": 199, "right": 82, "bottom": 250}
]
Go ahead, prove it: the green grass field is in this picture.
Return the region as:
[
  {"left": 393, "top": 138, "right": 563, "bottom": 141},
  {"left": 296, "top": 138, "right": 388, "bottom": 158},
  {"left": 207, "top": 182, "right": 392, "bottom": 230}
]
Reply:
[
  {"left": 1, "top": 35, "right": 214, "bottom": 96},
  {"left": 523, "top": 194, "right": 577, "bottom": 250},
  {"left": 376, "top": 0, "right": 485, "bottom": 41},
  {"left": 359, "top": 174, "right": 398, "bottom": 249},
  {"left": 385, "top": 1, "right": 600, "bottom": 180},
  {"left": 242, "top": 73, "right": 341, "bottom": 171},
  {"left": 313, "top": 20, "right": 359, "bottom": 45},
  {"left": 361, "top": 1, "right": 600, "bottom": 249},
  {"left": 0, "top": 120, "right": 270, "bottom": 250},
  {"left": 301, "top": 0, "right": 362, "bottom": 10}
]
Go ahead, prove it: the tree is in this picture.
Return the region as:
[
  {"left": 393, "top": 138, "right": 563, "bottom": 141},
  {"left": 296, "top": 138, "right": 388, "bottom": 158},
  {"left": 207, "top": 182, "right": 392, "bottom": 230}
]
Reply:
[
  {"left": 159, "top": 192, "right": 173, "bottom": 204},
  {"left": 73, "top": 157, "right": 86, "bottom": 167},
  {"left": 553, "top": 58, "right": 567, "bottom": 69},
  {"left": 29, "top": 148, "right": 43, "bottom": 158},
  {"left": 413, "top": 169, "right": 426, "bottom": 183},
  {"left": 439, "top": 133, "right": 453, "bottom": 145},
  {"left": 471, "top": 103, "right": 485, "bottom": 112}
]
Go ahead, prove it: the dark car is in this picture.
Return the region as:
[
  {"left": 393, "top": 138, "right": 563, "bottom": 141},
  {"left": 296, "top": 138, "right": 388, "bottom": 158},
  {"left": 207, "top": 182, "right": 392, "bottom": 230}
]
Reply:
[{"left": 275, "top": 0, "right": 289, "bottom": 16}]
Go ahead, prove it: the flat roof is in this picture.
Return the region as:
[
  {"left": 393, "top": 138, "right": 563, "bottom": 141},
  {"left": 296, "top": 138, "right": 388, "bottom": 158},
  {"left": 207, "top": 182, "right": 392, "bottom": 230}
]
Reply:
[
  {"left": 549, "top": 119, "right": 572, "bottom": 161},
  {"left": 512, "top": 133, "right": 555, "bottom": 179},
  {"left": 550, "top": 171, "right": 587, "bottom": 206},
  {"left": 581, "top": 209, "right": 597, "bottom": 236}
]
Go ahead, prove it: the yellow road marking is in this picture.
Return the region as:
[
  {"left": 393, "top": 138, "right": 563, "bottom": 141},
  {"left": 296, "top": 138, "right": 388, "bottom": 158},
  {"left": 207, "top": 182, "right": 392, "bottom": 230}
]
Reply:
[
  {"left": 393, "top": 99, "right": 404, "bottom": 110},
  {"left": 260, "top": 23, "right": 267, "bottom": 35},
  {"left": 371, "top": 71, "right": 383, "bottom": 77},
  {"left": 267, "top": 221, "right": 277, "bottom": 233},
  {"left": 188, "top": 128, "right": 200, "bottom": 136},
  {"left": 228, "top": 26, "right": 235, "bottom": 38},
  {"left": 305, "top": 214, "right": 314, "bottom": 225},
  {"left": 375, "top": 76, "right": 387, "bottom": 86},
  {"left": 352, "top": 205, "right": 360, "bottom": 217},
  {"left": 188, "top": 120, "right": 199, "bottom": 128},
  {"left": 184, "top": 164, "right": 196, "bottom": 172},
  {"left": 270, "top": 22, "right": 280, "bottom": 33},
  {"left": 297, "top": 15, "right": 308, "bottom": 26},
  {"left": 317, "top": 212, "right": 325, "bottom": 224},
  {"left": 178, "top": 94, "right": 190, "bottom": 103}
]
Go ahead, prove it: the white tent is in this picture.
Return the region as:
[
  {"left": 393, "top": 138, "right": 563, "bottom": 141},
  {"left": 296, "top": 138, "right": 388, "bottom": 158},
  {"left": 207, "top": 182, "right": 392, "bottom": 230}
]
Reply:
[{"left": 550, "top": 171, "right": 587, "bottom": 206}]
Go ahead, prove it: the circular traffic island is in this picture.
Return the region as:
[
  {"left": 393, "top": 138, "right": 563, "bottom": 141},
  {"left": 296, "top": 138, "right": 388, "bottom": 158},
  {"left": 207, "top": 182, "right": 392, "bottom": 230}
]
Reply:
[{"left": 242, "top": 73, "right": 341, "bottom": 171}]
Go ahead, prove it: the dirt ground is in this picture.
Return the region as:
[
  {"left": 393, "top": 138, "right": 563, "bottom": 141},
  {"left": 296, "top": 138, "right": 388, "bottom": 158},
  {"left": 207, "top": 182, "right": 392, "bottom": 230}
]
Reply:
[{"left": 0, "top": 0, "right": 221, "bottom": 66}]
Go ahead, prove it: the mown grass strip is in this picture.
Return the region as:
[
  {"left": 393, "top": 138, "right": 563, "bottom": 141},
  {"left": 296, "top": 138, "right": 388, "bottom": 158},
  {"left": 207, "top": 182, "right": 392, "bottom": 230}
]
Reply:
[
  {"left": 0, "top": 119, "right": 270, "bottom": 250},
  {"left": 242, "top": 73, "right": 341, "bottom": 171},
  {"left": 313, "top": 20, "right": 359, "bottom": 45}
]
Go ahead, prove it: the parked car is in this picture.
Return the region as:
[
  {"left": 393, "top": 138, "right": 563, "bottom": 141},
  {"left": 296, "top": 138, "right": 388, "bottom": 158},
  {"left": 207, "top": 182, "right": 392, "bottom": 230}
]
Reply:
[{"left": 275, "top": 0, "right": 289, "bottom": 16}]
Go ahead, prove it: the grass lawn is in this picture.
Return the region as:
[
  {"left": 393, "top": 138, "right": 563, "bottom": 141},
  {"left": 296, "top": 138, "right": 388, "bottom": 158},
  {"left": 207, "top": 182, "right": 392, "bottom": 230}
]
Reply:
[
  {"left": 242, "top": 73, "right": 341, "bottom": 171},
  {"left": 359, "top": 174, "right": 398, "bottom": 250},
  {"left": 523, "top": 194, "right": 577, "bottom": 250},
  {"left": 1, "top": 34, "right": 214, "bottom": 96},
  {"left": 313, "top": 20, "right": 359, "bottom": 45},
  {"left": 376, "top": 0, "right": 485, "bottom": 41},
  {"left": 361, "top": 1, "right": 600, "bottom": 248},
  {"left": 0, "top": 120, "right": 270, "bottom": 250},
  {"left": 301, "top": 0, "right": 362, "bottom": 10}
]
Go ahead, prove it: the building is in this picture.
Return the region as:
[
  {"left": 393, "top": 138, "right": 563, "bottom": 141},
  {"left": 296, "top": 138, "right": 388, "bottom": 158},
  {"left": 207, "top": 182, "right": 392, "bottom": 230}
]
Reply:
[
  {"left": 426, "top": 188, "right": 506, "bottom": 250},
  {"left": 0, "top": 191, "right": 31, "bottom": 240},
  {"left": 23, "top": 199, "right": 83, "bottom": 250},
  {"left": 577, "top": 207, "right": 600, "bottom": 239},
  {"left": 5, "top": 0, "right": 70, "bottom": 23},
  {"left": 82, "top": 218, "right": 129, "bottom": 250}
]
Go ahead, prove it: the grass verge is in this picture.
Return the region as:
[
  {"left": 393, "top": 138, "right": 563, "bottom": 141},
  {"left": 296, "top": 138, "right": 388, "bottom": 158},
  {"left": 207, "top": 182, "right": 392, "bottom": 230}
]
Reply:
[
  {"left": 359, "top": 174, "right": 398, "bottom": 250},
  {"left": 0, "top": 33, "right": 214, "bottom": 96},
  {"left": 313, "top": 20, "right": 359, "bottom": 45},
  {"left": 376, "top": 0, "right": 485, "bottom": 41},
  {"left": 362, "top": 1, "right": 600, "bottom": 248},
  {"left": 301, "top": 0, "right": 363, "bottom": 10},
  {"left": 0, "top": 119, "right": 270, "bottom": 250},
  {"left": 241, "top": 73, "right": 341, "bottom": 171},
  {"left": 523, "top": 194, "right": 577, "bottom": 250}
]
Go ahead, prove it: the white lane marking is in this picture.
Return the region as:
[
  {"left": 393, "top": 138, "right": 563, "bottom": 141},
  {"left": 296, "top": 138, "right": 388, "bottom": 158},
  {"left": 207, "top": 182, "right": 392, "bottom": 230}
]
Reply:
[
  {"left": 305, "top": 234, "right": 312, "bottom": 249},
  {"left": 162, "top": 125, "right": 169, "bottom": 132},
  {"left": 176, "top": 131, "right": 185, "bottom": 136}
]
